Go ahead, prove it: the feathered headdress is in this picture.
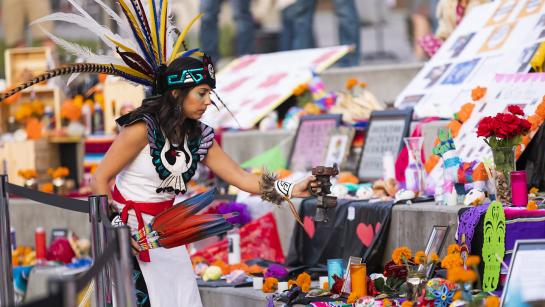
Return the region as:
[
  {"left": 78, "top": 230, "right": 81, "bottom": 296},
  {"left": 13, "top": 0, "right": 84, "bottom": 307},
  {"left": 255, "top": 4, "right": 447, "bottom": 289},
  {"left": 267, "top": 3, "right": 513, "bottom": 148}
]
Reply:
[{"left": 0, "top": 0, "right": 214, "bottom": 101}]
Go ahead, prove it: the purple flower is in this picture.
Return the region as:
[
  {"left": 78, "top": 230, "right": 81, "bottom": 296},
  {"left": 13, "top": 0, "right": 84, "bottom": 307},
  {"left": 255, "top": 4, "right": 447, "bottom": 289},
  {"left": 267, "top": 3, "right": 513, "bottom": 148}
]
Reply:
[
  {"left": 216, "top": 202, "right": 251, "bottom": 226},
  {"left": 264, "top": 264, "right": 288, "bottom": 280}
]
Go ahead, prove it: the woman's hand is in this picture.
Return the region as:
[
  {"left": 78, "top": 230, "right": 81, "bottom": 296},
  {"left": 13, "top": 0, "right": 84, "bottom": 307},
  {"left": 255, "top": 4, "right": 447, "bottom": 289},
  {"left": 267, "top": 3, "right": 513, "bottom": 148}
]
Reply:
[
  {"left": 130, "top": 237, "right": 141, "bottom": 256},
  {"left": 291, "top": 176, "right": 321, "bottom": 198}
]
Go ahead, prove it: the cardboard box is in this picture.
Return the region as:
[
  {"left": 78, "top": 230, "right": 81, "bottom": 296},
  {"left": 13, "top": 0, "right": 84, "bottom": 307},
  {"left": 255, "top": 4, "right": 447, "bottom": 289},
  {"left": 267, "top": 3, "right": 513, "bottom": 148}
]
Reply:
[
  {"left": 4, "top": 47, "right": 53, "bottom": 87},
  {"left": 0, "top": 140, "right": 60, "bottom": 185}
]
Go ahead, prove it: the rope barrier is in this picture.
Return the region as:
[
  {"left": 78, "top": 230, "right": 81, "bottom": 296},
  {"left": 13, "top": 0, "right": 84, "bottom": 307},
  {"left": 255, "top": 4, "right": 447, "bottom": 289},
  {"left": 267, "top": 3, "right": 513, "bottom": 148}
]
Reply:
[{"left": 7, "top": 183, "right": 89, "bottom": 213}]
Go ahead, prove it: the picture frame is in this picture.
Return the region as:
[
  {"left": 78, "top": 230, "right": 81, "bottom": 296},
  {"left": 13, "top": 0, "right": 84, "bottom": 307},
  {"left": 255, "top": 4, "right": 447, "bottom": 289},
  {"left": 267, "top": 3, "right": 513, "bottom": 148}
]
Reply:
[
  {"left": 322, "top": 126, "right": 355, "bottom": 170},
  {"left": 357, "top": 109, "right": 413, "bottom": 182},
  {"left": 287, "top": 114, "right": 342, "bottom": 172},
  {"left": 501, "top": 239, "right": 545, "bottom": 306},
  {"left": 420, "top": 225, "right": 450, "bottom": 278}
]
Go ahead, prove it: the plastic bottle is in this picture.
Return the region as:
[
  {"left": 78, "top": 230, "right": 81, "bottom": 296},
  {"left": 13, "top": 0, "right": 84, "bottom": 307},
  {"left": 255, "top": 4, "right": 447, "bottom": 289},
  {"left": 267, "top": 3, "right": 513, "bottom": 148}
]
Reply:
[
  {"left": 35, "top": 227, "right": 46, "bottom": 265},
  {"left": 81, "top": 102, "right": 92, "bottom": 136},
  {"left": 227, "top": 227, "right": 241, "bottom": 265},
  {"left": 92, "top": 101, "right": 104, "bottom": 135}
]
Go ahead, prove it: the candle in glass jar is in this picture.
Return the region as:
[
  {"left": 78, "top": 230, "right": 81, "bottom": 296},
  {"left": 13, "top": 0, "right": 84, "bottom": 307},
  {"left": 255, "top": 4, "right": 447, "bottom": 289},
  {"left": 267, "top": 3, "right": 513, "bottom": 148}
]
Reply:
[
  {"left": 327, "top": 259, "right": 344, "bottom": 290},
  {"left": 350, "top": 263, "right": 367, "bottom": 297},
  {"left": 511, "top": 171, "right": 528, "bottom": 207},
  {"left": 35, "top": 227, "right": 46, "bottom": 264}
]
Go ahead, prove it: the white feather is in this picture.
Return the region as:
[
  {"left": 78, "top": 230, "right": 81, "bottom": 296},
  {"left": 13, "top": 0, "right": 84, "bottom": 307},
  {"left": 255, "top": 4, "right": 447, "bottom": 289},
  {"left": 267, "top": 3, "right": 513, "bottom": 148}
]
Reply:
[
  {"left": 92, "top": 0, "right": 132, "bottom": 37},
  {"left": 66, "top": 73, "right": 81, "bottom": 87},
  {"left": 32, "top": 13, "right": 141, "bottom": 55}
]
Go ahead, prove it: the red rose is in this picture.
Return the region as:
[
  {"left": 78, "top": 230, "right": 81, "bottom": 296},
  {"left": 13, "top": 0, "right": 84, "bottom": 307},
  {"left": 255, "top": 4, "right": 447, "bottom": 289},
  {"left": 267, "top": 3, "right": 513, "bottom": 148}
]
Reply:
[
  {"left": 508, "top": 105, "right": 525, "bottom": 116},
  {"left": 477, "top": 117, "right": 493, "bottom": 137},
  {"left": 520, "top": 119, "right": 531, "bottom": 132}
]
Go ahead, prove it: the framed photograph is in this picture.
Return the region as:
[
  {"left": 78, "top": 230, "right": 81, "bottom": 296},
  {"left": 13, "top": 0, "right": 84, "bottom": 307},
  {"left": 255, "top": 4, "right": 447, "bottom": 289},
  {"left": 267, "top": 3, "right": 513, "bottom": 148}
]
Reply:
[
  {"left": 323, "top": 127, "right": 355, "bottom": 169},
  {"left": 502, "top": 239, "right": 545, "bottom": 306},
  {"left": 420, "top": 225, "right": 450, "bottom": 278},
  {"left": 288, "top": 114, "right": 342, "bottom": 172},
  {"left": 357, "top": 109, "right": 413, "bottom": 182}
]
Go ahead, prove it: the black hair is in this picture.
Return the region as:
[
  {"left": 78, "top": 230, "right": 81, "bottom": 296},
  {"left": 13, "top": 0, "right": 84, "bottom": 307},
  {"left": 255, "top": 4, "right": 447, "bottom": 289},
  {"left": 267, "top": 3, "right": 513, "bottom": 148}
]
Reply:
[{"left": 132, "top": 89, "right": 201, "bottom": 146}]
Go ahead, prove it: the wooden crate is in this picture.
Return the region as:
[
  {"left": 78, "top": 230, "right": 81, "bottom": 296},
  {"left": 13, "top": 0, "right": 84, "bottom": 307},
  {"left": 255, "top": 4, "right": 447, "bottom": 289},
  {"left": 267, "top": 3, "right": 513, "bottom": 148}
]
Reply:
[
  {"left": 4, "top": 47, "right": 53, "bottom": 87},
  {"left": 0, "top": 87, "right": 62, "bottom": 132},
  {"left": 0, "top": 140, "right": 60, "bottom": 185},
  {"left": 103, "top": 76, "right": 145, "bottom": 134}
]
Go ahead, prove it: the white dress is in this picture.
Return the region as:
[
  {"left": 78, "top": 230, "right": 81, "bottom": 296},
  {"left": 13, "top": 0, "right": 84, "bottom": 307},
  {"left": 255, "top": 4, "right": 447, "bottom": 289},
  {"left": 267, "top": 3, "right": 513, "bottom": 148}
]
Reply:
[{"left": 112, "top": 113, "right": 215, "bottom": 307}]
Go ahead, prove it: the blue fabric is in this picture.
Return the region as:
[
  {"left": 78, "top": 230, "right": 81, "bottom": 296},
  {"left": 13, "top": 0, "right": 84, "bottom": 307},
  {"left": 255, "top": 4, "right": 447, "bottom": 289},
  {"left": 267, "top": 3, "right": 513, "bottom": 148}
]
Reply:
[{"left": 199, "top": 0, "right": 255, "bottom": 62}]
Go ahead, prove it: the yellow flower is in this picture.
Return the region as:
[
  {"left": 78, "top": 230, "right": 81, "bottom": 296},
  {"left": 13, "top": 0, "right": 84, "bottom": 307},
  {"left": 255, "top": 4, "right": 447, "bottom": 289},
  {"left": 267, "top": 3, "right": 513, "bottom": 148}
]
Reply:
[
  {"left": 485, "top": 296, "right": 500, "bottom": 307},
  {"left": 529, "top": 187, "right": 539, "bottom": 194},
  {"left": 430, "top": 252, "right": 439, "bottom": 263},
  {"left": 466, "top": 255, "right": 480, "bottom": 266},
  {"left": 345, "top": 78, "right": 358, "bottom": 90},
  {"left": 528, "top": 201, "right": 538, "bottom": 210},
  {"left": 414, "top": 251, "right": 426, "bottom": 265},
  {"left": 447, "top": 244, "right": 461, "bottom": 255},
  {"left": 401, "top": 301, "right": 413, "bottom": 307},
  {"left": 441, "top": 253, "right": 463, "bottom": 269},
  {"left": 392, "top": 247, "right": 412, "bottom": 265},
  {"left": 347, "top": 292, "right": 360, "bottom": 304},
  {"left": 382, "top": 298, "right": 392, "bottom": 307}
]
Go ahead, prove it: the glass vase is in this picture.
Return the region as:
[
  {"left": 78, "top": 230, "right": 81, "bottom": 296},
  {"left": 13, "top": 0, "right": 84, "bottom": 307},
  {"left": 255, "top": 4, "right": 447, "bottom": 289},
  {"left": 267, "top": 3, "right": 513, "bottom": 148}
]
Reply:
[
  {"left": 491, "top": 146, "right": 515, "bottom": 205},
  {"left": 406, "top": 268, "right": 426, "bottom": 302},
  {"left": 404, "top": 137, "right": 425, "bottom": 196}
]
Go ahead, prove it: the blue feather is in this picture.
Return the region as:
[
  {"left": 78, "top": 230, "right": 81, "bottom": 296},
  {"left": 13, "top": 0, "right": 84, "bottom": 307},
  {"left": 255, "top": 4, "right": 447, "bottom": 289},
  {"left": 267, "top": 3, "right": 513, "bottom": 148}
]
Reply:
[{"left": 181, "top": 48, "right": 201, "bottom": 58}]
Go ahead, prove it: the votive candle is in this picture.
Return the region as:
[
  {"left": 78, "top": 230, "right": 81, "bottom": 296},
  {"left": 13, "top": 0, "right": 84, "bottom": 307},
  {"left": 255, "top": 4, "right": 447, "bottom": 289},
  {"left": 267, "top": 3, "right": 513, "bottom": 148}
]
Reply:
[
  {"left": 350, "top": 263, "right": 367, "bottom": 297},
  {"left": 327, "top": 259, "right": 344, "bottom": 290},
  {"left": 511, "top": 171, "right": 528, "bottom": 207}
]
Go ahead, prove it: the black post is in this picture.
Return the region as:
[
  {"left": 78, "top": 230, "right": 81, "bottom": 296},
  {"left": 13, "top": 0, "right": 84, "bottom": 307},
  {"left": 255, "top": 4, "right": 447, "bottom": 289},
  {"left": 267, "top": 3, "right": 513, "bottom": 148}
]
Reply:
[{"left": 0, "top": 175, "right": 14, "bottom": 306}]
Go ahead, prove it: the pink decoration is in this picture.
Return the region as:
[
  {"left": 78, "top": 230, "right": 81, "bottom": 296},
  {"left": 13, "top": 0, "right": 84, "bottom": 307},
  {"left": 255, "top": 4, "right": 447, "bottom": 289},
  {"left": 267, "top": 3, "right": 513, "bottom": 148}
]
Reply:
[{"left": 510, "top": 171, "right": 528, "bottom": 207}]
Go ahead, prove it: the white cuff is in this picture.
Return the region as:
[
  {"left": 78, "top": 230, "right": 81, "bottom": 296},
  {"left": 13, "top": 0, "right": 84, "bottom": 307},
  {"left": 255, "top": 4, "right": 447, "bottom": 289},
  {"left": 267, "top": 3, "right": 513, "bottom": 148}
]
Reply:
[{"left": 274, "top": 180, "right": 294, "bottom": 199}]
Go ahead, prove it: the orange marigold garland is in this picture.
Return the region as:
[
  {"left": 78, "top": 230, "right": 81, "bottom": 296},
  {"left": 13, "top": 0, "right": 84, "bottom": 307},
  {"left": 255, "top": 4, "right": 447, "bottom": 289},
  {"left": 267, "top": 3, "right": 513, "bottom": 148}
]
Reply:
[{"left": 471, "top": 86, "right": 487, "bottom": 101}]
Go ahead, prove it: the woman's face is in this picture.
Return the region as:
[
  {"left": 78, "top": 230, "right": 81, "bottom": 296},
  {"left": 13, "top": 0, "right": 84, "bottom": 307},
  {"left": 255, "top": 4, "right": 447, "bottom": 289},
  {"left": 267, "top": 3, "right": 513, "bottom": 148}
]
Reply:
[{"left": 176, "top": 85, "right": 212, "bottom": 120}]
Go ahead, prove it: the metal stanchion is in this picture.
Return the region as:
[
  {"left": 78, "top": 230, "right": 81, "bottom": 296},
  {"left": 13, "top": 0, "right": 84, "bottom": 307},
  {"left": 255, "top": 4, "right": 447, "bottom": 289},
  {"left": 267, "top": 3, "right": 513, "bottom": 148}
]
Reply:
[
  {"left": 0, "top": 175, "right": 14, "bottom": 307},
  {"left": 112, "top": 226, "right": 136, "bottom": 307},
  {"left": 97, "top": 195, "right": 112, "bottom": 304},
  {"left": 88, "top": 195, "right": 105, "bottom": 307},
  {"left": 62, "top": 280, "right": 77, "bottom": 307}
]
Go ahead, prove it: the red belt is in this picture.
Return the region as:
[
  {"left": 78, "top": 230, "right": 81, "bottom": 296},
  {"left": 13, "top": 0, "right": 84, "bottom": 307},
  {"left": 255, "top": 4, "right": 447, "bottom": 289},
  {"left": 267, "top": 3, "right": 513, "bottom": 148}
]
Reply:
[{"left": 112, "top": 185, "right": 173, "bottom": 262}]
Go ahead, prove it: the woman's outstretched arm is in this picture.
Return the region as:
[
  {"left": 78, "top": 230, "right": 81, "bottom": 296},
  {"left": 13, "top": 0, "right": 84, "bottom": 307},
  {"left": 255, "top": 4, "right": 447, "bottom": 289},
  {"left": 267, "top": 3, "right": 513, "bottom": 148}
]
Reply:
[{"left": 202, "top": 140, "right": 315, "bottom": 198}]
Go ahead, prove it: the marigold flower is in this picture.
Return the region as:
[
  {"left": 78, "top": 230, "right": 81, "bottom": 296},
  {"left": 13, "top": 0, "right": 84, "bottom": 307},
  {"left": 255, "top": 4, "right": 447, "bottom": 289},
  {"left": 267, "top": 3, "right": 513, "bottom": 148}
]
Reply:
[
  {"left": 455, "top": 103, "right": 475, "bottom": 123},
  {"left": 293, "top": 83, "right": 308, "bottom": 96},
  {"left": 359, "top": 81, "right": 368, "bottom": 88},
  {"left": 448, "top": 266, "right": 477, "bottom": 283},
  {"left": 295, "top": 272, "right": 311, "bottom": 292},
  {"left": 528, "top": 201, "right": 538, "bottom": 210},
  {"left": 536, "top": 97, "right": 545, "bottom": 119},
  {"left": 40, "top": 183, "right": 54, "bottom": 193},
  {"left": 527, "top": 115, "right": 543, "bottom": 131},
  {"left": 383, "top": 298, "right": 393, "bottom": 307},
  {"left": 322, "top": 281, "right": 329, "bottom": 290},
  {"left": 401, "top": 301, "right": 413, "bottom": 307},
  {"left": 466, "top": 255, "right": 480, "bottom": 266},
  {"left": 414, "top": 251, "right": 426, "bottom": 265},
  {"left": 471, "top": 86, "right": 487, "bottom": 101},
  {"left": 262, "top": 277, "right": 278, "bottom": 293},
  {"left": 347, "top": 292, "right": 360, "bottom": 304},
  {"left": 430, "top": 252, "right": 439, "bottom": 263},
  {"left": 485, "top": 295, "right": 500, "bottom": 307},
  {"left": 447, "top": 244, "right": 461, "bottom": 255},
  {"left": 345, "top": 78, "right": 358, "bottom": 90},
  {"left": 442, "top": 253, "right": 463, "bottom": 269},
  {"left": 288, "top": 279, "right": 297, "bottom": 289},
  {"left": 392, "top": 247, "right": 412, "bottom": 265},
  {"left": 529, "top": 187, "right": 539, "bottom": 195},
  {"left": 453, "top": 290, "right": 462, "bottom": 301}
]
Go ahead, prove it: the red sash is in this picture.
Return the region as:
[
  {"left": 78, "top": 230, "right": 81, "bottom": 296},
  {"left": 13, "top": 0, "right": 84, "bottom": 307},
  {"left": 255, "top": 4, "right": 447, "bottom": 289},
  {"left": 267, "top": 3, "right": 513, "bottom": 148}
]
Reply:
[{"left": 112, "top": 185, "right": 173, "bottom": 262}]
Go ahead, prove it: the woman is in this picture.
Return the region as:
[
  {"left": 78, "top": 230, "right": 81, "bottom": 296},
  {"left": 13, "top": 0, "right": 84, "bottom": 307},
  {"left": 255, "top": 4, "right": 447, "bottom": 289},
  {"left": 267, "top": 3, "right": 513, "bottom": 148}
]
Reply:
[
  {"left": 91, "top": 55, "right": 316, "bottom": 306},
  {"left": 0, "top": 4, "right": 317, "bottom": 305}
]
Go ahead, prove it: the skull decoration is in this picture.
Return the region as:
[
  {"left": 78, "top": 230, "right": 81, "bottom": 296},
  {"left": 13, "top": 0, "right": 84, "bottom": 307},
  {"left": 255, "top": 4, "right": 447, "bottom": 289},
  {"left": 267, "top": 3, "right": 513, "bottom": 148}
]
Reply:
[{"left": 481, "top": 201, "right": 506, "bottom": 292}]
